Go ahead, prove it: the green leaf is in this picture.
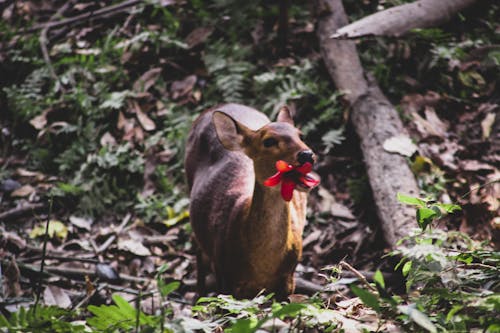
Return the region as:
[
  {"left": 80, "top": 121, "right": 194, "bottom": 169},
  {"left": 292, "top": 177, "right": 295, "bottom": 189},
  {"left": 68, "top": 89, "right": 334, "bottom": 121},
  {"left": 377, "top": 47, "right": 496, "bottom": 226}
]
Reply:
[
  {"left": 487, "top": 323, "right": 500, "bottom": 333},
  {"left": 158, "top": 281, "right": 180, "bottom": 297},
  {"left": 416, "top": 207, "right": 438, "bottom": 230},
  {"left": 397, "top": 193, "right": 426, "bottom": 207},
  {"left": 402, "top": 261, "right": 413, "bottom": 277},
  {"left": 0, "top": 314, "right": 11, "bottom": 328},
  {"left": 228, "top": 318, "right": 261, "bottom": 333},
  {"left": 373, "top": 270, "right": 385, "bottom": 289},
  {"left": 436, "top": 203, "right": 461, "bottom": 213},
  {"left": 398, "top": 305, "right": 437, "bottom": 333},
  {"left": 350, "top": 285, "right": 380, "bottom": 312},
  {"left": 446, "top": 305, "right": 463, "bottom": 322},
  {"left": 272, "top": 303, "right": 307, "bottom": 319}
]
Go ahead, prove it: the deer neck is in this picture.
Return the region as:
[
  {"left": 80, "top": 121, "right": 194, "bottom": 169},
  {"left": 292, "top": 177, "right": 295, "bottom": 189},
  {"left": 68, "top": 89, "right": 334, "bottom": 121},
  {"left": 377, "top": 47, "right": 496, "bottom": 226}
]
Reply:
[{"left": 245, "top": 182, "right": 291, "bottom": 250}]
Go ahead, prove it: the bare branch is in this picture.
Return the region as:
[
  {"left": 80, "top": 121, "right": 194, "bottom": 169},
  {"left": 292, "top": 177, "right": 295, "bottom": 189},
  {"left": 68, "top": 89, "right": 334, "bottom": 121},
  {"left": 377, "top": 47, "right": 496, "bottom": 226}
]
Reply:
[{"left": 331, "top": 0, "right": 477, "bottom": 39}]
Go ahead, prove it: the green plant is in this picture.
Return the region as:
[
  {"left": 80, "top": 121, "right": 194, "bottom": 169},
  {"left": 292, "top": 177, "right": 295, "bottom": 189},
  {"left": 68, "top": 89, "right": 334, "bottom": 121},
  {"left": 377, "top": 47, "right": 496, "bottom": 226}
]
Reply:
[
  {"left": 0, "top": 305, "right": 88, "bottom": 333},
  {"left": 87, "top": 294, "right": 159, "bottom": 332},
  {"left": 340, "top": 194, "right": 499, "bottom": 332}
]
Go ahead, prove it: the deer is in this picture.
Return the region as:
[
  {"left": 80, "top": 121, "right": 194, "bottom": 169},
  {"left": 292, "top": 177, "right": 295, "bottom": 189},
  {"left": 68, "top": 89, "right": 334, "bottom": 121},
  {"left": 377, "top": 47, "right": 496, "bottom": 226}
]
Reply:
[{"left": 184, "top": 103, "right": 318, "bottom": 300}]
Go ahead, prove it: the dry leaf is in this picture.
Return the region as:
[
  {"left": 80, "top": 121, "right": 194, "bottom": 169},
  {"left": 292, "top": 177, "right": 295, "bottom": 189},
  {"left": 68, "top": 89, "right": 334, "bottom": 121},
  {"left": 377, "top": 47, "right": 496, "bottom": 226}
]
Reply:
[
  {"left": 44, "top": 285, "right": 72, "bottom": 308},
  {"left": 100, "top": 132, "right": 117, "bottom": 146},
  {"left": 170, "top": 75, "right": 197, "bottom": 100},
  {"left": 11, "top": 184, "right": 35, "bottom": 197},
  {"left": 424, "top": 107, "right": 447, "bottom": 137},
  {"left": 481, "top": 112, "right": 496, "bottom": 140},
  {"left": 3, "top": 258, "right": 21, "bottom": 298},
  {"left": 133, "top": 67, "right": 162, "bottom": 92},
  {"left": 29, "top": 113, "right": 48, "bottom": 130},
  {"left": 132, "top": 101, "right": 156, "bottom": 131},
  {"left": 69, "top": 216, "right": 93, "bottom": 231},
  {"left": 117, "top": 238, "right": 151, "bottom": 256},
  {"left": 459, "top": 160, "right": 495, "bottom": 172},
  {"left": 15, "top": 168, "right": 46, "bottom": 181},
  {"left": 383, "top": 135, "right": 418, "bottom": 157},
  {"left": 185, "top": 27, "right": 214, "bottom": 49}
]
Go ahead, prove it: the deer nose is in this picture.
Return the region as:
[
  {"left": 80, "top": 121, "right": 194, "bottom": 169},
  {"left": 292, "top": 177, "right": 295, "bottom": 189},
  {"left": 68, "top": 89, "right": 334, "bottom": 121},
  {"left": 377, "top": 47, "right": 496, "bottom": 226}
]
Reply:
[{"left": 297, "top": 150, "right": 315, "bottom": 165}]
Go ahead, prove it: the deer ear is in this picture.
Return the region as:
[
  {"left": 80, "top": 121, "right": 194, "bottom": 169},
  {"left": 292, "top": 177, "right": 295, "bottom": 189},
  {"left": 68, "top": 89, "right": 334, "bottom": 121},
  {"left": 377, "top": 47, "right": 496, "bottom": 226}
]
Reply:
[
  {"left": 213, "top": 111, "right": 252, "bottom": 151},
  {"left": 276, "top": 105, "right": 294, "bottom": 125}
]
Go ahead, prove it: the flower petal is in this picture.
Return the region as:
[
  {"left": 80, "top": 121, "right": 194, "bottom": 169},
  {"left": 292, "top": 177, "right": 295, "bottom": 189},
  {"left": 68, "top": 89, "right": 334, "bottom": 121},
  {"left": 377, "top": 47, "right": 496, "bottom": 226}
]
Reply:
[
  {"left": 263, "top": 172, "right": 282, "bottom": 187},
  {"left": 276, "top": 160, "right": 293, "bottom": 172},
  {"left": 281, "top": 179, "right": 295, "bottom": 201},
  {"left": 299, "top": 175, "right": 320, "bottom": 188},
  {"left": 295, "top": 162, "right": 312, "bottom": 175}
]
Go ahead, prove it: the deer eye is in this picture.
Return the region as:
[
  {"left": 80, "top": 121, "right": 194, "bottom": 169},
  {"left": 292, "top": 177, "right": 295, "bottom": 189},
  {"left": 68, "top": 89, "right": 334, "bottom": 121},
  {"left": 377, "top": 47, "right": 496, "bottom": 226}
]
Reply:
[{"left": 263, "top": 137, "right": 278, "bottom": 148}]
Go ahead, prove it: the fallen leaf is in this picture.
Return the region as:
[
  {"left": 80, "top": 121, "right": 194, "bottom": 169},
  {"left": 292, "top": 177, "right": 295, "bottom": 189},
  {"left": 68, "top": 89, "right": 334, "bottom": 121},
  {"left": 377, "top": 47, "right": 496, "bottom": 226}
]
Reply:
[
  {"left": 11, "top": 184, "right": 35, "bottom": 197},
  {"left": 318, "top": 187, "right": 355, "bottom": 219},
  {"left": 424, "top": 107, "right": 447, "bottom": 137},
  {"left": 383, "top": 135, "right": 418, "bottom": 157},
  {"left": 133, "top": 67, "right": 162, "bottom": 92},
  {"left": 481, "top": 112, "right": 496, "bottom": 140},
  {"left": 411, "top": 109, "right": 446, "bottom": 139},
  {"left": 185, "top": 26, "right": 214, "bottom": 49},
  {"left": 29, "top": 109, "right": 50, "bottom": 130},
  {"left": 15, "top": 168, "right": 46, "bottom": 181},
  {"left": 96, "top": 263, "right": 121, "bottom": 282},
  {"left": 117, "top": 238, "right": 151, "bottom": 256},
  {"left": 132, "top": 101, "right": 156, "bottom": 131},
  {"left": 459, "top": 160, "right": 495, "bottom": 172},
  {"left": 69, "top": 216, "right": 93, "bottom": 231},
  {"left": 170, "top": 75, "right": 197, "bottom": 100},
  {"left": 3, "top": 258, "right": 21, "bottom": 298},
  {"left": 0, "top": 227, "right": 26, "bottom": 250},
  {"left": 44, "top": 285, "right": 72, "bottom": 308},
  {"left": 30, "top": 220, "right": 68, "bottom": 240},
  {"left": 100, "top": 132, "right": 117, "bottom": 146}
]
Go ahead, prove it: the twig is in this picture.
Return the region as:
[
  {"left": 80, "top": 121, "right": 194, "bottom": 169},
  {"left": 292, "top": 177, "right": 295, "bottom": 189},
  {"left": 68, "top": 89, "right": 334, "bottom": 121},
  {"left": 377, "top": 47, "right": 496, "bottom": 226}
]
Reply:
[
  {"left": 0, "top": 203, "right": 45, "bottom": 221},
  {"left": 20, "top": 254, "right": 99, "bottom": 265},
  {"left": 34, "top": 196, "right": 53, "bottom": 311},
  {"left": 39, "top": 0, "right": 75, "bottom": 86},
  {"left": 97, "top": 213, "right": 132, "bottom": 253},
  {"left": 339, "top": 261, "right": 377, "bottom": 292},
  {"left": 27, "top": 0, "right": 144, "bottom": 33},
  {"left": 19, "top": 262, "right": 150, "bottom": 284}
]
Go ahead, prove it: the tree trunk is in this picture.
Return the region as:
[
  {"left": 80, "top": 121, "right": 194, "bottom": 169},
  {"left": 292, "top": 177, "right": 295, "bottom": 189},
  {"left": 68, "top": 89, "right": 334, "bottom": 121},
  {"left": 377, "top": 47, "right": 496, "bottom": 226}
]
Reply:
[
  {"left": 316, "top": 0, "right": 420, "bottom": 247},
  {"left": 331, "top": 0, "right": 477, "bottom": 39}
]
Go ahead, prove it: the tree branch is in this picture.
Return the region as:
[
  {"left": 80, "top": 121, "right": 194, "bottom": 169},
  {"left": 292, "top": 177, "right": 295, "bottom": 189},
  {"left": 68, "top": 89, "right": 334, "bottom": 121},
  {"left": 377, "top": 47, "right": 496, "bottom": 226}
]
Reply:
[{"left": 331, "top": 0, "right": 478, "bottom": 39}]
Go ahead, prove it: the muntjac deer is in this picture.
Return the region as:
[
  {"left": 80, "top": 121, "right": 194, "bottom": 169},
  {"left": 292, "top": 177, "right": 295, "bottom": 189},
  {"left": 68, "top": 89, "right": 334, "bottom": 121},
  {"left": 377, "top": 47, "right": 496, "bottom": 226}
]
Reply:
[{"left": 185, "top": 103, "right": 318, "bottom": 299}]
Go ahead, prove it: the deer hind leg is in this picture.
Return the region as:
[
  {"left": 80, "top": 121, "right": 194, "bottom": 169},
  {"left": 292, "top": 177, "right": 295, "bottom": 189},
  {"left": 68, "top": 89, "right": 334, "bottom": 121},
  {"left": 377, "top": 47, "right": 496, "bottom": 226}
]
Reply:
[{"left": 195, "top": 246, "right": 208, "bottom": 296}]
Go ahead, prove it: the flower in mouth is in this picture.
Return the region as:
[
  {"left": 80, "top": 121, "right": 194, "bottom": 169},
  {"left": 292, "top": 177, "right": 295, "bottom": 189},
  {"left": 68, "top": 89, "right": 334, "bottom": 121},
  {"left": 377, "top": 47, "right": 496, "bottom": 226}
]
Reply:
[{"left": 263, "top": 160, "right": 320, "bottom": 201}]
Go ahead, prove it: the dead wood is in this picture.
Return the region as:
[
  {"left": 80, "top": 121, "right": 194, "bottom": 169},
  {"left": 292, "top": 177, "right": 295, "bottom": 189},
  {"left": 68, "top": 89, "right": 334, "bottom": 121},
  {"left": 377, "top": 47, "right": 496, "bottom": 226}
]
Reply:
[
  {"left": 316, "top": 0, "right": 420, "bottom": 247},
  {"left": 0, "top": 203, "right": 45, "bottom": 221},
  {"left": 26, "top": 0, "right": 144, "bottom": 33},
  {"left": 331, "top": 0, "right": 477, "bottom": 39}
]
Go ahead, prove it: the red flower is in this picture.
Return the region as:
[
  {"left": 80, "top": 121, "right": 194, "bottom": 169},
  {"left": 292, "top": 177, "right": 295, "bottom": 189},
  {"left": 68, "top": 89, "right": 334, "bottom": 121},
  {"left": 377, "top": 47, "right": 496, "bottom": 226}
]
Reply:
[{"left": 264, "top": 160, "right": 320, "bottom": 201}]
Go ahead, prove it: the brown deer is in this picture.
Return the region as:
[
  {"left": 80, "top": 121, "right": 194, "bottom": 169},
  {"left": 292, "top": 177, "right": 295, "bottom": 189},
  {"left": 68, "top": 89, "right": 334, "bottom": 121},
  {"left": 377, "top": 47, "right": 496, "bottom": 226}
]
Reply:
[{"left": 184, "top": 103, "right": 318, "bottom": 299}]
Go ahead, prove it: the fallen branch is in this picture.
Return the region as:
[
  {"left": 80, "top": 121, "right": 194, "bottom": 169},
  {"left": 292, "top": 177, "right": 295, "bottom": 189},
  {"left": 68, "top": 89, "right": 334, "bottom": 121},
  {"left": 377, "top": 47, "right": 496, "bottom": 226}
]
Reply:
[
  {"left": 97, "top": 213, "right": 132, "bottom": 254},
  {"left": 339, "top": 261, "right": 377, "bottom": 292},
  {"left": 316, "top": 0, "right": 419, "bottom": 247},
  {"left": 27, "top": 0, "right": 144, "bottom": 33},
  {"left": 331, "top": 0, "right": 478, "bottom": 39},
  {"left": 0, "top": 203, "right": 45, "bottom": 221},
  {"left": 19, "top": 262, "right": 149, "bottom": 284},
  {"left": 39, "top": 0, "right": 75, "bottom": 85}
]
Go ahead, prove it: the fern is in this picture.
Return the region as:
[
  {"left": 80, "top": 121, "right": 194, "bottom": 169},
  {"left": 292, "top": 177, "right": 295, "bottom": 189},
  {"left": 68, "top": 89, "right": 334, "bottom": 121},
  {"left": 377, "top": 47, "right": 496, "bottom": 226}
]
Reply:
[
  {"left": 87, "top": 294, "right": 158, "bottom": 332},
  {"left": 3, "top": 67, "right": 52, "bottom": 120},
  {"left": 204, "top": 41, "right": 254, "bottom": 103},
  {"left": 0, "top": 305, "right": 87, "bottom": 333}
]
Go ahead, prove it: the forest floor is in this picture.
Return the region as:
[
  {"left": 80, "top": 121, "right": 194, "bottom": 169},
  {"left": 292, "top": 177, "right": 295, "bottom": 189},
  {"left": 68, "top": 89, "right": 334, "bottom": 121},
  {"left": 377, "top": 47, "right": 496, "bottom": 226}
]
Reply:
[{"left": 0, "top": 1, "right": 498, "bottom": 332}]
